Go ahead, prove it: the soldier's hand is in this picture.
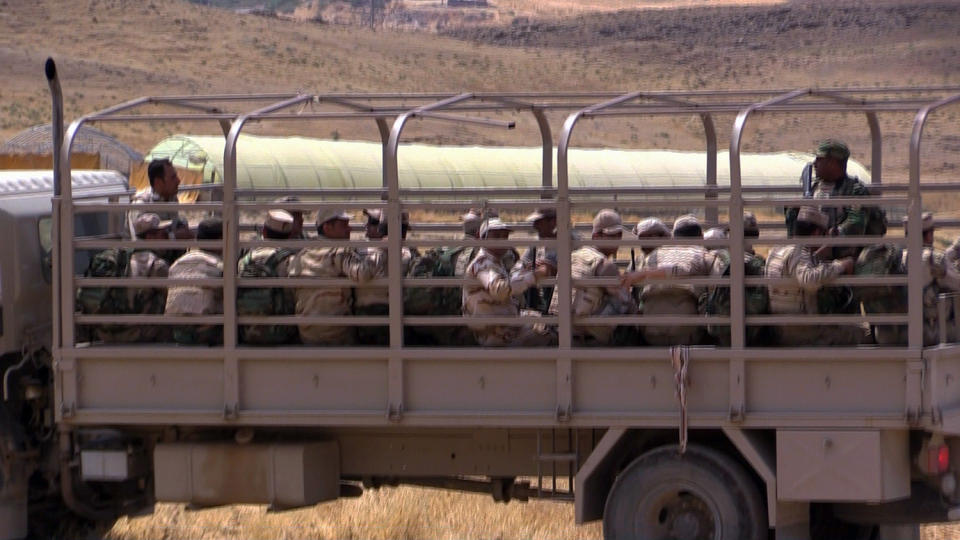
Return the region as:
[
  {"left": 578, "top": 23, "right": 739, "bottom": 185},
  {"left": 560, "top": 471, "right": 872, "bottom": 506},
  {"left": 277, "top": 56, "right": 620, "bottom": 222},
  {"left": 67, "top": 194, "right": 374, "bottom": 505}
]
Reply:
[
  {"left": 535, "top": 261, "right": 556, "bottom": 278},
  {"left": 838, "top": 257, "right": 855, "bottom": 274},
  {"left": 533, "top": 264, "right": 553, "bottom": 280},
  {"left": 620, "top": 271, "right": 640, "bottom": 288}
]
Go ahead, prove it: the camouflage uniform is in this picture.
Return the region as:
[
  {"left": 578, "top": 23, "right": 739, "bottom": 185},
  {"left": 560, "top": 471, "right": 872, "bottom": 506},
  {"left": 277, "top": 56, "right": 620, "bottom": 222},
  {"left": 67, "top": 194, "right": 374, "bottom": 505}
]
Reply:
[
  {"left": 127, "top": 187, "right": 180, "bottom": 238},
  {"left": 548, "top": 246, "right": 637, "bottom": 346},
  {"left": 640, "top": 245, "right": 715, "bottom": 346},
  {"left": 786, "top": 175, "right": 875, "bottom": 258},
  {"left": 95, "top": 249, "right": 170, "bottom": 343},
  {"left": 166, "top": 249, "right": 224, "bottom": 345},
  {"left": 917, "top": 247, "right": 960, "bottom": 345},
  {"left": 462, "top": 248, "right": 548, "bottom": 346},
  {"left": 287, "top": 242, "right": 382, "bottom": 346},
  {"left": 354, "top": 246, "right": 415, "bottom": 346},
  {"left": 702, "top": 248, "right": 769, "bottom": 346},
  {"left": 765, "top": 244, "right": 862, "bottom": 346},
  {"left": 236, "top": 247, "right": 297, "bottom": 345}
]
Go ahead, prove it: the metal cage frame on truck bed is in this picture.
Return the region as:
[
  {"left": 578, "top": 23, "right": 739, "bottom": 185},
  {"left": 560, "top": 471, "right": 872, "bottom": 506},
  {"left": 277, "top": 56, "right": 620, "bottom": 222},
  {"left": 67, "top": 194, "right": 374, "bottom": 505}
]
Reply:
[{"left": 49, "top": 86, "right": 960, "bottom": 431}]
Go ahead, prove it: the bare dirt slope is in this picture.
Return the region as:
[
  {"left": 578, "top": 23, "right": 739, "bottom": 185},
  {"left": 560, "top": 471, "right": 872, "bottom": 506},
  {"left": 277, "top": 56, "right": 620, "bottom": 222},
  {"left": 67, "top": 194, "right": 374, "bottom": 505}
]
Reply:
[{"left": 2, "top": 0, "right": 959, "bottom": 180}]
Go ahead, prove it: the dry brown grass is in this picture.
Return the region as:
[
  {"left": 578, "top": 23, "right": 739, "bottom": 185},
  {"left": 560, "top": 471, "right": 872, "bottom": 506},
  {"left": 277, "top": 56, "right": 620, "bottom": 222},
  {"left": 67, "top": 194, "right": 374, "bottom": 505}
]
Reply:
[{"left": 105, "top": 486, "right": 602, "bottom": 540}]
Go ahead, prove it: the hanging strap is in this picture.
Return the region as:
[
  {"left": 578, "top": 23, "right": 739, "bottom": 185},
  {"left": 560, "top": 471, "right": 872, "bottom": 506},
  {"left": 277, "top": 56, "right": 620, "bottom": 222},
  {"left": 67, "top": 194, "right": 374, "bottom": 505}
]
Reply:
[{"left": 670, "top": 345, "right": 690, "bottom": 454}]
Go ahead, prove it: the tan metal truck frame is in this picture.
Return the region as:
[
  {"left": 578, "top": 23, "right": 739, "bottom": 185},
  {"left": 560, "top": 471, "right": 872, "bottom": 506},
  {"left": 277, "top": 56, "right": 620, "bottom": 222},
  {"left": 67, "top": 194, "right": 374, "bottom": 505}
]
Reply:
[{"left": 6, "top": 59, "right": 960, "bottom": 539}]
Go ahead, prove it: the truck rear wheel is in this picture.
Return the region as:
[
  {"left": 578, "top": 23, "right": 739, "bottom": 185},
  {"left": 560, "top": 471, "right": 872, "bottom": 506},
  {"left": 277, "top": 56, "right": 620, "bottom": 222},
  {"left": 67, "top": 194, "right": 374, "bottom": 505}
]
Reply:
[{"left": 602, "top": 444, "right": 766, "bottom": 540}]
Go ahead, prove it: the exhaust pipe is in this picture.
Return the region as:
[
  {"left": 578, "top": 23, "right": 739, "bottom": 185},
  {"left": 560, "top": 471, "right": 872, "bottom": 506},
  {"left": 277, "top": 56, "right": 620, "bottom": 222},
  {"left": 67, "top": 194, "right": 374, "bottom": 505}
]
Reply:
[{"left": 45, "top": 58, "right": 63, "bottom": 195}]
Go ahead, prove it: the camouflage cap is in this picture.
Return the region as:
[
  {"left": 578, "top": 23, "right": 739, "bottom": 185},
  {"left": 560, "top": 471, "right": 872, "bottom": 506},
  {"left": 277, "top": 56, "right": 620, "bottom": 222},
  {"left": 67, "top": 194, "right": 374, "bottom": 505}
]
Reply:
[
  {"left": 592, "top": 209, "right": 624, "bottom": 235},
  {"left": 315, "top": 208, "right": 352, "bottom": 227},
  {"left": 633, "top": 217, "right": 669, "bottom": 237},
  {"left": 264, "top": 209, "right": 295, "bottom": 235},
  {"left": 902, "top": 211, "right": 935, "bottom": 231},
  {"left": 133, "top": 212, "right": 173, "bottom": 235},
  {"left": 525, "top": 207, "right": 557, "bottom": 223},
  {"left": 743, "top": 211, "right": 759, "bottom": 235},
  {"left": 703, "top": 227, "right": 727, "bottom": 240},
  {"left": 479, "top": 218, "right": 512, "bottom": 238},
  {"left": 796, "top": 205, "right": 829, "bottom": 230},
  {"left": 815, "top": 139, "right": 850, "bottom": 161},
  {"left": 672, "top": 214, "right": 700, "bottom": 234}
]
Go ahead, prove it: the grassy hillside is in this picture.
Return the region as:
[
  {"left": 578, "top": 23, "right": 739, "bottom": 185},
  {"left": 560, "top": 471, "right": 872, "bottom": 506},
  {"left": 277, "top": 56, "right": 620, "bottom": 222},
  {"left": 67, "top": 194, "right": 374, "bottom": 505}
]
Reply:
[{"left": 2, "top": 0, "right": 959, "bottom": 182}]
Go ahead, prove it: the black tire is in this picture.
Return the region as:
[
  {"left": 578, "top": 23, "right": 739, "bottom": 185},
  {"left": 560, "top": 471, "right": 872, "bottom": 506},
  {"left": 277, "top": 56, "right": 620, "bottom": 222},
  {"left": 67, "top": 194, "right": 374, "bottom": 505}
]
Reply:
[{"left": 603, "top": 444, "right": 767, "bottom": 540}]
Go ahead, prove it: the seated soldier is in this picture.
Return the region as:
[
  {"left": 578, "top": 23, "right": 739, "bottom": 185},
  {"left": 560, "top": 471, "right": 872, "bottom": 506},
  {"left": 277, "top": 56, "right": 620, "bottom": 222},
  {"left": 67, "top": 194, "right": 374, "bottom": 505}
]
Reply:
[
  {"left": 766, "top": 206, "right": 863, "bottom": 346},
  {"left": 80, "top": 213, "right": 173, "bottom": 343},
  {"left": 701, "top": 213, "right": 770, "bottom": 347},
  {"left": 274, "top": 195, "right": 305, "bottom": 238},
  {"left": 549, "top": 209, "right": 637, "bottom": 346},
  {"left": 456, "top": 208, "right": 518, "bottom": 276},
  {"left": 634, "top": 214, "right": 715, "bottom": 346},
  {"left": 287, "top": 209, "right": 382, "bottom": 346},
  {"left": 519, "top": 207, "right": 559, "bottom": 313},
  {"left": 166, "top": 218, "right": 225, "bottom": 346},
  {"left": 355, "top": 212, "right": 415, "bottom": 346},
  {"left": 863, "top": 212, "right": 960, "bottom": 345},
  {"left": 632, "top": 217, "right": 670, "bottom": 264},
  {"left": 462, "top": 218, "right": 552, "bottom": 346},
  {"left": 237, "top": 210, "right": 298, "bottom": 345}
]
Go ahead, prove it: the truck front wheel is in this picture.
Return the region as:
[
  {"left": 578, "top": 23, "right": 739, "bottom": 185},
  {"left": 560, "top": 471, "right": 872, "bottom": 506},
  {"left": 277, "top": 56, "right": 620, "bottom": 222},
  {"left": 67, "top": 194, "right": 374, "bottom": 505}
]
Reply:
[{"left": 602, "top": 444, "right": 766, "bottom": 540}]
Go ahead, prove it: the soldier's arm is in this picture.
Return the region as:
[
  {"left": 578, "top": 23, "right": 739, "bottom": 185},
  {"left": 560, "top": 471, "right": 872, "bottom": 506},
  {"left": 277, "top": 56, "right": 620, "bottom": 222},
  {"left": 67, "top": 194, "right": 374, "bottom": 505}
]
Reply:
[
  {"left": 340, "top": 248, "right": 383, "bottom": 284},
  {"left": 836, "top": 181, "right": 870, "bottom": 236},
  {"left": 931, "top": 250, "right": 960, "bottom": 291},
  {"left": 476, "top": 264, "right": 535, "bottom": 302},
  {"left": 794, "top": 250, "right": 846, "bottom": 291}
]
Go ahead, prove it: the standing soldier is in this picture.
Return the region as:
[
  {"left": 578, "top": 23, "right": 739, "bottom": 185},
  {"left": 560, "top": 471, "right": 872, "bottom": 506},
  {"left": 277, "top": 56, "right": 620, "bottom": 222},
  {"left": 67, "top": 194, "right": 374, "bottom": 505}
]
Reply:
[
  {"left": 766, "top": 206, "right": 862, "bottom": 346},
  {"left": 634, "top": 214, "right": 715, "bottom": 346},
  {"left": 287, "top": 209, "right": 382, "bottom": 346},
  {"left": 166, "top": 218, "right": 225, "bottom": 346},
  {"left": 462, "top": 218, "right": 552, "bottom": 346},
  {"left": 549, "top": 209, "right": 637, "bottom": 346},
  {"left": 237, "top": 210, "right": 298, "bottom": 346},
  {"left": 355, "top": 211, "right": 415, "bottom": 346},
  {"left": 128, "top": 158, "right": 192, "bottom": 243},
  {"left": 785, "top": 140, "right": 884, "bottom": 258}
]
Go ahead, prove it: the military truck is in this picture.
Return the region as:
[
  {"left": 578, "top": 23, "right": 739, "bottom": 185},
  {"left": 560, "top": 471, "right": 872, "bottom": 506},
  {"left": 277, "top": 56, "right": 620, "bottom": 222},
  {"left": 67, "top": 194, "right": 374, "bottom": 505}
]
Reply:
[{"left": 4, "top": 58, "right": 960, "bottom": 540}]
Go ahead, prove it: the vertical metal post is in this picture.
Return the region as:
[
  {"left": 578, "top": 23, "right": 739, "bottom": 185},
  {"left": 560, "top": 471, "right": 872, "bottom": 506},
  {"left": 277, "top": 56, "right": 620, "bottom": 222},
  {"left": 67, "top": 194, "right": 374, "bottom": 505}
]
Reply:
[
  {"left": 386, "top": 112, "right": 414, "bottom": 421},
  {"left": 222, "top": 94, "right": 310, "bottom": 419},
  {"left": 222, "top": 117, "right": 245, "bottom": 419},
  {"left": 702, "top": 113, "right": 718, "bottom": 225},
  {"left": 728, "top": 89, "right": 808, "bottom": 421},
  {"left": 376, "top": 117, "right": 391, "bottom": 194},
  {"left": 556, "top": 111, "right": 580, "bottom": 421},
  {"left": 532, "top": 108, "right": 553, "bottom": 190},
  {"left": 867, "top": 112, "right": 882, "bottom": 185}
]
